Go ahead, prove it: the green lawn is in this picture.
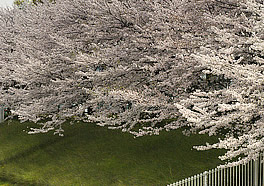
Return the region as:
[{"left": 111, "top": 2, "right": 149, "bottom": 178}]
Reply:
[{"left": 0, "top": 119, "right": 226, "bottom": 185}]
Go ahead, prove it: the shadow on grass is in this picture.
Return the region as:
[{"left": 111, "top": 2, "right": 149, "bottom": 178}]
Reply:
[
  {"left": 0, "top": 119, "right": 226, "bottom": 185},
  {"left": 0, "top": 120, "right": 76, "bottom": 185},
  {"left": 0, "top": 137, "right": 63, "bottom": 166},
  {"left": 0, "top": 171, "right": 44, "bottom": 186}
]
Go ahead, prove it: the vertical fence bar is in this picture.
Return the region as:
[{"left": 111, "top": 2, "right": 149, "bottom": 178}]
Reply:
[
  {"left": 248, "top": 160, "right": 250, "bottom": 186},
  {"left": 222, "top": 168, "right": 224, "bottom": 186},
  {"left": 243, "top": 164, "right": 245, "bottom": 186},
  {"left": 262, "top": 152, "right": 264, "bottom": 186},
  {"left": 200, "top": 173, "right": 202, "bottom": 186},
  {"left": 236, "top": 165, "right": 238, "bottom": 186},
  {"left": 178, "top": 180, "right": 181, "bottom": 186},
  {"left": 263, "top": 152, "right": 264, "bottom": 186},
  {"left": 218, "top": 168, "right": 221, "bottom": 186},
  {"left": 227, "top": 167, "right": 229, "bottom": 186},
  {"left": 244, "top": 163, "right": 247, "bottom": 186},
  {"left": 0, "top": 106, "right": 4, "bottom": 123},
  {"left": 229, "top": 166, "right": 231, "bottom": 186},
  {"left": 254, "top": 157, "right": 258, "bottom": 186},
  {"left": 260, "top": 155, "right": 262, "bottom": 186},
  {"left": 215, "top": 168, "right": 217, "bottom": 186},
  {"left": 238, "top": 165, "right": 241, "bottom": 186},
  {"left": 241, "top": 164, "right": 243, "bottom": 186},
  {"left": 258, "top": 159, "right": 260, "bottom": 186},
  {"left": 219, "top": 168, "right": 220, "bottom": 186},
  {"left": 233, "top": 166, "right": 235, "bottom": 186},
  {"left": 243, "top": 164, "right": 247, "bottom": 186},
  {"left": 240, "top": 164, "right": 242, "bottom": 186},
  {"left": 208, "top": 170, "right": 211, "bottom": 186},
  {"left": 224, "top": 167, "right": 226, "bottom": 186},
  {"left": 230, "top": 166, "right": 232, "bottom": 186},
  {"left": 251, "top": 159, "right": 253, "bottom": 186},
  {"left": 242, "top": 164, "right": 243, "bottom": 186},
  {"left": 212, "top": 169, "right": 214, "bottom": 185},
  {"left": 245, "top": 164, "right": 247, "bottom": 186},
  {"left": 204, "top": 171, "right": 208, "bottom": 186},
  {"left": 167, "top": 152, "right": 264, "bottom": 186}
]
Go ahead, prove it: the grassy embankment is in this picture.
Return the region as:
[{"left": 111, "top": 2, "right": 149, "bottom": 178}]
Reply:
[{"left": 0, "top": 119, "right": 226, "bottom": 185}]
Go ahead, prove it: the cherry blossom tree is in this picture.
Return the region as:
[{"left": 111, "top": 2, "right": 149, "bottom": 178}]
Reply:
[
  {"left": 0, "top": 0, "right": 263, "bottom": 166},
  {"left": 175, "top": 0, "right": 264, "bottom": 167},
  {"left": 13, "top": 0, "right": 55, "bottom": 7}
]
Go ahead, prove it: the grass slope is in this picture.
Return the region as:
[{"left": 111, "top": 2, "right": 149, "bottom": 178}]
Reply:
[{"left": 0, "top": 120, "right": 226, "bottom": 185}]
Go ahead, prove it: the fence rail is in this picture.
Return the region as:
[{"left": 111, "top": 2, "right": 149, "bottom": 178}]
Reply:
[{"left": 168, "top": 152, "right": 264, "bottom": 186}]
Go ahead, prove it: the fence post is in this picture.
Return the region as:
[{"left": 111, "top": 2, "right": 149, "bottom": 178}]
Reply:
[
  {"left": 204, "top": 171, "right": 208, "bottom": 186},
  {"left": 260, "top": 152, "right": 264, "bottom": 185},
  {"left": 200, "top": 173, "right": 203, "bottom": 186},
  {"left": 254, "top": 156, "right": 259, "bottom": 186},
  {"left": 0, "top": 106, "right": 4, "bottom": 123},
  {"left": 208, "top": 170, "right": 211, "bottom": 186}
]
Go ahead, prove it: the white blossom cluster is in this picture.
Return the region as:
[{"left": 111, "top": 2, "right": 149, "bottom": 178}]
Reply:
[
  {"left": 0, "top": 0, "right": 263, "bottom": 166},
  {"left": 0, "top": 0, "right": 206, "bottom": 135},
  {"left": 176, "top": 0, "right": 264, "bottom": 167}
]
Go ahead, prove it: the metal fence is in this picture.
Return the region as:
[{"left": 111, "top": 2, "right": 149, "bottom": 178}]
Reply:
[
  {"left": 168, "top": 152, "right": 264, "bottom": 186},
  {"left": 0, "top": 106, "right": 4, "bottom": 123}
]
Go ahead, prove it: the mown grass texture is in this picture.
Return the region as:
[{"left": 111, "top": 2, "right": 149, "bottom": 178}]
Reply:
[{"left": 0, "top": 119, "right": 226, "bottom": 185}]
